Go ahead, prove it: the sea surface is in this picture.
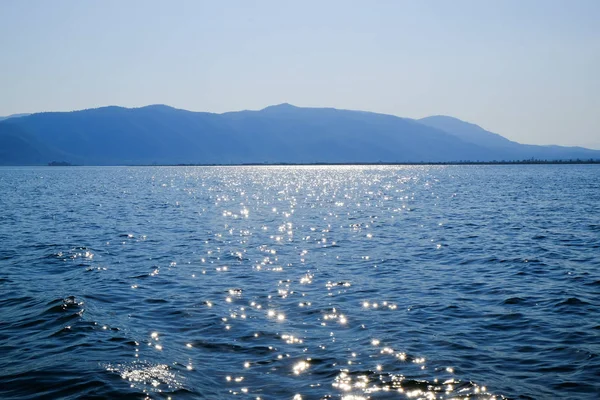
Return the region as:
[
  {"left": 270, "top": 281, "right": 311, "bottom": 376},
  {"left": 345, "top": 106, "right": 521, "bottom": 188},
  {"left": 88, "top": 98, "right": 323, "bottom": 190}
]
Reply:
[{"left": 0, "top": 165, "right": 599, "bottom": 400}]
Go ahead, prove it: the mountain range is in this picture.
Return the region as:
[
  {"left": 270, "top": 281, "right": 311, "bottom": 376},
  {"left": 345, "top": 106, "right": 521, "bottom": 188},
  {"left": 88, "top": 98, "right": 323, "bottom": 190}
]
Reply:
[{"left": 0, "top": 104, "right": 598, "bottom": 165}]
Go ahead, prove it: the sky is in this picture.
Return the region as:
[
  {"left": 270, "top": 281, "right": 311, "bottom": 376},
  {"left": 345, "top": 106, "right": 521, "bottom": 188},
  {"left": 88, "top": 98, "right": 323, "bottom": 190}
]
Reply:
[{"left": 1, "top": 0, "right": 598, "bottom": 148}]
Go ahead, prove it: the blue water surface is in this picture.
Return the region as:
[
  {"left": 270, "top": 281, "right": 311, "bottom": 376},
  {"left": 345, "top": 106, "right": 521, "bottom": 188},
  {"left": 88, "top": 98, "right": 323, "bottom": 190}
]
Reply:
[{"left": 0, "top": 165, "right": 599, "bottom": 399}]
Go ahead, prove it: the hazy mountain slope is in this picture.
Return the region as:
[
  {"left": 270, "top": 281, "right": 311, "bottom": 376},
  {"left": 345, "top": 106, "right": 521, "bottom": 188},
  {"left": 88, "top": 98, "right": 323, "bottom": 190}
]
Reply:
[
  {"left": 418, "top": 115, "right": 516, "bottom": 148},
  {"left": 0, "top": 122, "right": 63, "bottom": 165},
  {"left": 0, "top": 104, "right": 598, "bottom": 165},
  {"left": 9, "top": 106, "right": 243, "bottom": 165},
  {"left": 417, "top": 115, "right": 600, "bottom": 161},
  {"left": 0, "top": 113, "right": 31, "bottom": 122}
]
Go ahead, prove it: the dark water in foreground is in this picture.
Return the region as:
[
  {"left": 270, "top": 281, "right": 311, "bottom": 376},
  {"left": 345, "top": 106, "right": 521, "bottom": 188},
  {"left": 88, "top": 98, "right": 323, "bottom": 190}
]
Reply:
[{"left": 0, "top": 165, "right": 599, "bottom": 400}]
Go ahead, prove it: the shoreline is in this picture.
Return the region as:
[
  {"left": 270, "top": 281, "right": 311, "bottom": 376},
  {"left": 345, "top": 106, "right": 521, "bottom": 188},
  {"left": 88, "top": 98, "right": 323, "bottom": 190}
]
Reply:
[
  {"left": 155, "top": 159, "right": 600, "bottom": 167},
  {"left": 3, "top": 159, "right": 599, "bottom": 167}
]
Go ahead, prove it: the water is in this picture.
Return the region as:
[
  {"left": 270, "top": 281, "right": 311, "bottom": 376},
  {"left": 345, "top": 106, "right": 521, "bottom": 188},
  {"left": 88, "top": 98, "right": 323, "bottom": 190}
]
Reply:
[{"left": 0, "top": 165, "right": 599, "bottom": 400}]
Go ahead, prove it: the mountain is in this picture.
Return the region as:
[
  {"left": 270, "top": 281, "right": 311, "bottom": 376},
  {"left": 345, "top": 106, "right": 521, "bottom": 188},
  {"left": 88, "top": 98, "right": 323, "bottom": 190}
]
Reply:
[{"left": 0, "top": 104, "right": 598, "bottom": 165}]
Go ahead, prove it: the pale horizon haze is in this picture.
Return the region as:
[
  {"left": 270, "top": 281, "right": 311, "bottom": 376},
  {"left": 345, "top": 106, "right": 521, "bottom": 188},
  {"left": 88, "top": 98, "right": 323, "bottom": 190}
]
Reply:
[{"left": 1, "top": 0, "right": 599, "bottom": 149}]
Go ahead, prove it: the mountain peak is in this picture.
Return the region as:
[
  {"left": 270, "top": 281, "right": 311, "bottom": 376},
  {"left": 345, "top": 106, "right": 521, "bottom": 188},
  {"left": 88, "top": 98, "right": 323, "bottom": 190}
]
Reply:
[
  {"left": 137, "top": 104, "right": 178, "bottom": 111},
  {"left": 261, "top": 103, "right": 299, "bottom": 111}
]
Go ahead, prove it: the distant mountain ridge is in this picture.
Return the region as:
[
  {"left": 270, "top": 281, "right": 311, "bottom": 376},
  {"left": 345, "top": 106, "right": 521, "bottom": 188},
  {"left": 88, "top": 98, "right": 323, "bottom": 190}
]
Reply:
[
  {"left": 0, "top": 104, "right": 598, "bottom": 165},
  {"left": 418, "top": 115, "right": 517, "bottom": 148},
  {"left": 0, "top": 113, "right": 31, "bottom": 122}
]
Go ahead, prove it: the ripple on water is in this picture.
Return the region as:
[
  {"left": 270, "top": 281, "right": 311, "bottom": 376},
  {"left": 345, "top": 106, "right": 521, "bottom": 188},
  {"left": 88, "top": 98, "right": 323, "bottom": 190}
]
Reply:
[
  {"left": 105, "top": 361, "right": 185, "bottom": 393},
  {"left": 0, "top": 165, "right": 599, "bottom": 399}
]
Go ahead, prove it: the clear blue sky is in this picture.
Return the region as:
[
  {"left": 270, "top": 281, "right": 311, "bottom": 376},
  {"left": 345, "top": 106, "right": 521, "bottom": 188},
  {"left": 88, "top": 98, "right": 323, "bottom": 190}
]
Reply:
[{"left": 1, "top": 0, "right": 598, "bottom": 148}]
